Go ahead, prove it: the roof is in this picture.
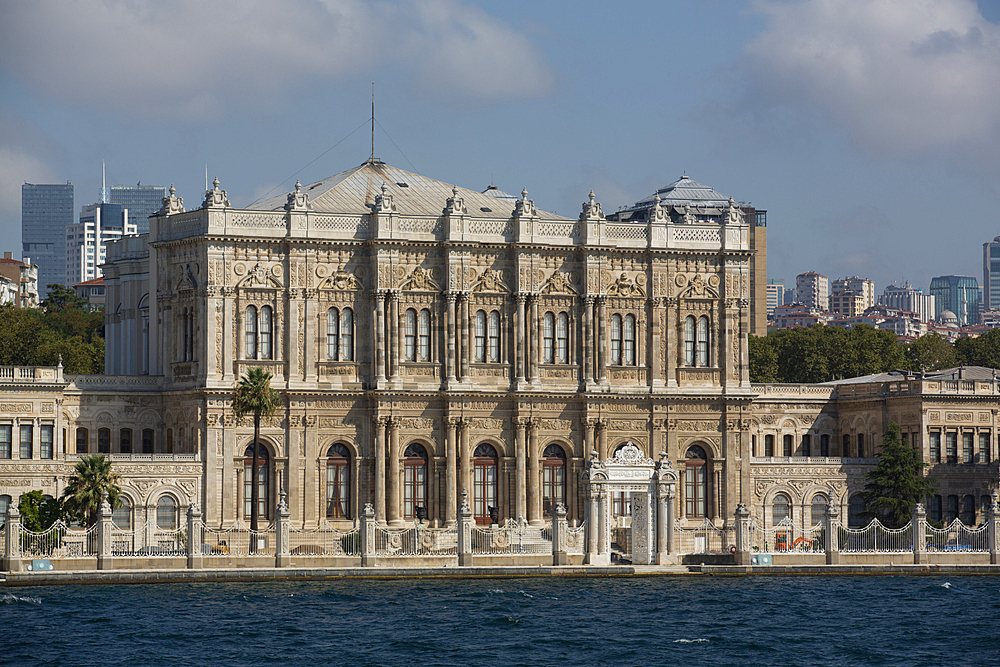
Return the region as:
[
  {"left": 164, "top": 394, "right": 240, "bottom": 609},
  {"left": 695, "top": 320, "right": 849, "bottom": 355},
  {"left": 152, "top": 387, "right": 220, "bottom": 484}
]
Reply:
[
  {"left": 634, "top": 175, "right": 731, "bottom": 207},
  {"left": 822, "top": 366, "right": 1000, "bottom": 385},
  {"left": 247, "top": 161, "right": 569, "bottom": 221},
  {"left": 74, "top": 276, "right": 105, "bottom": 287}
]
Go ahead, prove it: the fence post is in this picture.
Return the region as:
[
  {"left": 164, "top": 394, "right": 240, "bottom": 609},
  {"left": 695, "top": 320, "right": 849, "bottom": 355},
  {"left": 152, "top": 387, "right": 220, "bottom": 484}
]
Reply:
[
  {"left": 275, "top": 491, "right": 290, "bottom": 568},
  {"left": 457, "top": 489, "right": 473, "bottom": 566},
  {"left": 825, "top": 501, "right": 840, "bottom": 565},
  {"left": 989, "top": 492, "right": 999, "bottom": 565},
  {"left": 912, "top": 503, "right": 926, "bottom": 565},
  {"left": 552, "top": 503, "right": 569, "bottom": 566},
  {"left": 187, "top": 503, "right": 203, "bottom": 569},
  {"left": 4, "top": 504, "right": 22, "bottom": 572},
  {"left": 360, "top": 503, "right": 376, "bottom": 567},
  {"left": 734, "top": 503, "right": 751, "bottom": 566},
  {"left": 97, "top": 492, "right": 113, "bottom": 570}
]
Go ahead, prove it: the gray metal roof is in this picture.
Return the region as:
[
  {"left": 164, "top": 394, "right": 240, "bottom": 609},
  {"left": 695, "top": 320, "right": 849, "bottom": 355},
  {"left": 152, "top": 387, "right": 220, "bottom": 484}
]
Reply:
[
  {"left": 821, "top": 366, "right": 1000, "bottom": 385},
  {"left": 248, "top": 161, "right": 569, "bottom": 220},
  {"left": 634, "top": 175, "right": 731, "bottom": 207}
]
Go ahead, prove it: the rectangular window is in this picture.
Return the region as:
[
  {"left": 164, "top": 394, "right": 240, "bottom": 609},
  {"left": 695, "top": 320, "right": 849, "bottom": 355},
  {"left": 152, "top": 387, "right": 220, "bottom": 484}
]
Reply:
[
  {"left": 40, "top": 425, "right": 53, "bottom": 459},
  {"left": 142, "top": 429, "right": 154, "bottom": 454},
  {"left": 842, "top": 434, "right": 851, "bottom": 457},
  {"left": 962, "top": 432, "right": 973, "bottom": 464},
  {"left": 801, "top": 434, "right": 811, "bottom": 457},
  {"left": 19, "top": 424, "right": 32, "bottom": 459},
  {"left": 76, "top": 428, "right": 88, "bottom": 454},
  {"left": 929, "top": 431, "right": 941, "bottom": 463},
  {"left": 820, "top": 434, "right": 830, "bottom": 458},
  {"left": 0, "top": 425, "right": 11, "bottom": 459},
  {"left": 946, "top": 432, "right": 957, "bottom": 463},
  {"left": 857, "top": 433, "right": 865, "bottom": 458},
  {"left": 120, "top": 428, "right": 132, "bottom": 454},
  {"left": 980, "top": 432, "right": 991, "bottom": 463}
]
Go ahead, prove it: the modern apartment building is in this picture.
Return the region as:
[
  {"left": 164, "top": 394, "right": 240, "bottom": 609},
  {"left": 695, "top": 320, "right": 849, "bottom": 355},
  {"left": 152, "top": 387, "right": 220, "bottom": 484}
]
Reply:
[
  {"left": 765, "top": 278, "right": 784, "bottom": 318},
  {"left": 0, "top": 252, "right": 38, "bottom": 307},
  {"left": 831, "top": 276, "right": 875, "bottom": 311},
  {"left": 21, "top": 182, "right": 73, "bottom": 298},
  {"left": 878, "top": 282, "right": 935, "bottom": 323},
  {"left": 795, "top": 271, "right": 829, "bottom": 311},
  {"left": 65, "top": 202, "right": 136, "bottom": 285}
]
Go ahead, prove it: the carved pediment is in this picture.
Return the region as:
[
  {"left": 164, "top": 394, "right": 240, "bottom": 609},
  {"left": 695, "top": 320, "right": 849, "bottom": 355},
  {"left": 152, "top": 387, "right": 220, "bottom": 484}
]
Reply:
[
  {"left": 318, "top": 268, "right": 362, "bottom": 291},
  {"left": 605, "top": 272, "right": 646, "bottom": 298},
  {"left": 679, "top": 274, "right": 719, "bottom": 299},
  {"left": 471, "top": 269, "right": 509, "bottom": 293},
  {"left": 400, "top": 266, "right": 440, "bottom": 292},
  {"left": 176, "top": 265, "right": 197, "bottom": 291},
  {"left": 236, "top": 263, "right": 282, "bottom": 289},
  {"left": 540, "top": 270, "right": 576, "bottom": 295}
]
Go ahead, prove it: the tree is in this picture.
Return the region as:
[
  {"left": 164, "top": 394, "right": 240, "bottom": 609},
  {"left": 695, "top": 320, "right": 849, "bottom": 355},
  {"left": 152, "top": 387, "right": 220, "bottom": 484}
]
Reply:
[
  {"left": 61, "top": 454, "right": 122, "bottom": 527},
  {"left": 749, "top": 335, "right": 778, "bottom": 383},
  {"left": 17, "top": 490, "right": 66, "bottom": 532},
  {"left": 861, "top": 421, "right": 934, "bottom": 528},
  {"left": 231, "top": 367, "right": 282, "bottom": 542},
  {"left": 40, "top": 284, "right": 87, "bottom": 311},
  {"left": 905, "top": 333, "right": 958, "bottom": 372}
]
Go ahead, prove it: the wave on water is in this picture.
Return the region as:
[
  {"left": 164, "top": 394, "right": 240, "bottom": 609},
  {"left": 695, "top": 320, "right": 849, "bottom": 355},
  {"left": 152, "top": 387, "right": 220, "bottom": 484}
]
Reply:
[
  {"left": 1, "top": 593, "right": 41, "bottom": 605},
  {"left": 673, "top": 638, "right": 709, "bottom": 644}
]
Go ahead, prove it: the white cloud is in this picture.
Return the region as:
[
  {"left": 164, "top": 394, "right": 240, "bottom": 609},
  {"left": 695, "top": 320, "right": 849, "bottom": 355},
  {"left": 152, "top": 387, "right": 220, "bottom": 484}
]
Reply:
[
  {"left": 0, "top": 0, "right": 555, "bottom": 121},
  {"left": 742, "top": 0, "right": 1000, "bottom": 157}
]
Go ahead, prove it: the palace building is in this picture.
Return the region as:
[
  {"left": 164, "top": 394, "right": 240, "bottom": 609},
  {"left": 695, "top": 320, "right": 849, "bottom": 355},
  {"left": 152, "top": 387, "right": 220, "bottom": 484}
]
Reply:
[{"left": 1, "top": 160, "right": 996, "bottom": 544}]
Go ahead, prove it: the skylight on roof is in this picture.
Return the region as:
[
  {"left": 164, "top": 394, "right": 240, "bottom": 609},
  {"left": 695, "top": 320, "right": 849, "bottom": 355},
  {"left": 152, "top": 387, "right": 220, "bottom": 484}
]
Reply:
[{"left": 396, "top": 182, "right": 409, "bottom": 188}]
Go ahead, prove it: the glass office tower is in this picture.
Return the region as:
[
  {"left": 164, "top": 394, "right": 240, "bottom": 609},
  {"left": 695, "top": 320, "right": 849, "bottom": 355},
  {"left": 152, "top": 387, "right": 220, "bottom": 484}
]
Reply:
[{"left": 22, "top": 182, "right": 74, "bottom": 299}]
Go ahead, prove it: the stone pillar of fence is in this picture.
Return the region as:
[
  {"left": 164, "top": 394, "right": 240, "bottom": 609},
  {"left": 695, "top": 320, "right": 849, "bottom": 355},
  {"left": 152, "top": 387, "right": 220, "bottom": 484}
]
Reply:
[
  {"left": 912, "top": 502, "right": 926, "bottom": 565},
  {"left": 187, "top": 503, "right": 203, "bottom": 570},
  {"left": 655, "top": 453, "right": 677, "bottom": 565},
  {"left": 275, "top": 491, "right": 291, "bottom": 568},
  {"left": 97, "top": 492, "right": 114, "bottom": 571},
  {"left": 360, "top": 503, "right": 376, "bottom": 567},
  {"left": 458, "top": 489, "right": 473, "bottom": 566},
  {"left": 552, "top": 503, "right": 569, "bottom": 566},
  {"left": 825, "top": 501, "right": 840, "bottom": 565},
  {"left": 4, "top": 505, "right": 22, "bottom": 572},
  {"left": 989, "top": 492, "right": 999, "bottom": 565},
  {"left": 734, "top": 503, "right": 751, "bottom": 566}
]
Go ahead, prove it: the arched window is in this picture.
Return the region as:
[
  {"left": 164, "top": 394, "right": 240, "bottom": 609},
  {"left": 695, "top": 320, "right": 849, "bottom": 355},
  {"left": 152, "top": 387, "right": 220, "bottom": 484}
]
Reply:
[
  {"left": 474, "top": 310, "right": 487, "bottom": 362},
  {"left": 243, "top": 444, "right": 270, "bottom": 521},
  {"left": 245, "top": 305, "right": 258, "bottom": 359},
  {"left": 259, "top": 305, "right": 273, "bottom": 360},
  {"left": 113, "top": 496, "right": 132, "bottom": 530},
  {"left": 848, "top": 494, "right": 866, "bottom": 527},
  {"left": 820, "top": 434, "right": 830, "bottom": 457},
  {"left": 556, "top": 312, "right": 569, "bottom": 364},
  {"left": 961, "top": 495, "right": 975, "bottom": 525},
  {"left": 327, "top": 307, "right": 341, "bottom": 360},
  {"left": 946, "top": 494, "right": 959, "bottom": 522},
  {"left": 697, "top": 316, "right": 709, "bottom": 366},
  {"left": 542, "top": 444, "right": 567, "bottom": 518},
  {"left": 811, "top": 494, "right": 828, "bottom": 527},
  {"left": 120, "top": 428, "right": 132, "bottom": 454},
  {"left": 76, "top": 427, "right": 88, "bottom": 454},
  {"left": 418, "top": 309, "right": 430, "bottom": 362},
  {"left": 764, "top": 434, "right": 774, "bottom": 457},
  {"left": 97, "top": 428, "right": 110, "bottom": 454},
  {"left": 623, "top": 314, "right": 636, "bottom": 366},
  {"left": 773, "top": 493, "right": 791, "bottom": 525},
  {"left": 156, "top": 496, "right": 177, "bottom": 531},
  {"left": 610, "top": 314, "right": 622, "bottom": 365},
  {"left": 929, "top": 495, "right": 943, "bottom": 524},
  {"left": 684, "top": 316, "right": 696, "bottom": 366},
  {"left": 857, "top": 433, "right": 865, "bottom": 458},
  {"left": 801, "top": 434, "right": 811, "bottom": 457},
  {"left": 543, "top": 312, "right": 555, "bottom": 363},
  {"left": 340, "top": 308, "right": 354, "bottom": 361},
  {"left": 488, "top": 310, "right": 500, "bottom": 363},
  {"left": 403, "top": 443, "right": 428, "bottom": 520},
  {"left": 404, "top": 308, "right": 417, "bottom": 361},
  {"left": 473, "top": 443, "right": 498, "bottom": 525},
  {"left": 782, "top": 434, "right": 793, "bottom": 457},
  {"left": 326, "top": 443, "right": 351, "bottom": 520},
  {"left": 843, "top": 433, "right": 851, "bottom": 457},
  {"left": 685, "top": 445, "right": 708, "bottom": 518},
  {"left": 142, "top": 428, "right": 154, "bottom": 454}
]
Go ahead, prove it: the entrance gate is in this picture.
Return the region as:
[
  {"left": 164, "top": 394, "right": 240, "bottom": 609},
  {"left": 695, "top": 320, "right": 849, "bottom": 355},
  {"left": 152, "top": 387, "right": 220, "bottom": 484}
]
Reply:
[{"left": 582, "top": 442, "right": 678, "bottom": 565}]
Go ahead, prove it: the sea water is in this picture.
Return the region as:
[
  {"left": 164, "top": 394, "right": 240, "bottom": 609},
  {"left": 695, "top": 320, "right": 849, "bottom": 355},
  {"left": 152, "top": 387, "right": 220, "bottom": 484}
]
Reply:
[{"left": 1, "top": 576, "right": 998, "bottom": 666}]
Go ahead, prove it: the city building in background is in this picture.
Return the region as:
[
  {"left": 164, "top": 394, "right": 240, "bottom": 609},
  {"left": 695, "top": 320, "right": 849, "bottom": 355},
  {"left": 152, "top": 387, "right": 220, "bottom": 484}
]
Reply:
[
  {"left": 831, "top": 276, "right": 875, "bottom": 312},
  {"left": 878, "top": 282, "right": 935, "bottom": 323},
  {"left": 65, "top": 202, "right": 136, "bottom": 285},
  {"left": 73, "top": 276, "right": 106, "bottom": 311},
  {"left": 0, "top": 252, "right": 38, "bottom": 307},
  {"left": 795, "top": 271, "right": 829, "bottom": 311},
  {"left": 107, "top": 182, "right": 166, "bottom": 235},
  {"left": 930, "top": 275, "right": 979, "bottom": 325},
  {"left": 983, "top": 236, "right": 1000, "bottom": 312},
  {"left": 765, "top": 278, "right": 784, "bottom": 318},
  {"left": 21, "top": 182, "right": 73, "bottom": 298}
]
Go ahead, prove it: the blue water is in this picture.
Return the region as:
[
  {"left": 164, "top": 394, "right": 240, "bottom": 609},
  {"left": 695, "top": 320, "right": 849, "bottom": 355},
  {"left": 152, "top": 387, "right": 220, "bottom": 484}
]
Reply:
[{"left": 1, "top": 576, "right": 999, "bottom": 666}]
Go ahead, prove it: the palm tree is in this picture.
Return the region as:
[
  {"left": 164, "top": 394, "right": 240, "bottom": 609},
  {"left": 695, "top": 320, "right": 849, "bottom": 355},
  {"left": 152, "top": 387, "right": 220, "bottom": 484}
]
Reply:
[
  {"left": 61, "top": 454, "right": 122, "bottom": 527},
  {"left": 231, "top": 367, "right": 282, "bottom": 543}
]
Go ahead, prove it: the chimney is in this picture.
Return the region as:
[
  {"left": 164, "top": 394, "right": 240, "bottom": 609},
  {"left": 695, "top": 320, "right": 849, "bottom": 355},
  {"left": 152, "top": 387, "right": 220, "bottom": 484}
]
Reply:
[{"left": 3, "top": 252, "right": 11, "bottom": 260}]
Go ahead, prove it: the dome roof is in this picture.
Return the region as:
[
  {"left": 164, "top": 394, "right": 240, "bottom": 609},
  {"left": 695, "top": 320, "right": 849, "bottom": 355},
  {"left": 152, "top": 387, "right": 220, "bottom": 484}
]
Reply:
[{"left": 939, "top": 310, "right": 959, "bottom": 326}]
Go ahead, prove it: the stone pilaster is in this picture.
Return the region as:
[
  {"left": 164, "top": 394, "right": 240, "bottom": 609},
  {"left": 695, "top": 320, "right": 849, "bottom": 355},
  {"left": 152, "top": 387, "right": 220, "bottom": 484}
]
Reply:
[
  {"left": 187, "top": 502, "right": 203, "bottom": 570},
  {"left": 826, "top": 501, "right": 841, "bottom": 565},
  {"left": 913, "top": 502, "right": 927, "bottom": 565}
]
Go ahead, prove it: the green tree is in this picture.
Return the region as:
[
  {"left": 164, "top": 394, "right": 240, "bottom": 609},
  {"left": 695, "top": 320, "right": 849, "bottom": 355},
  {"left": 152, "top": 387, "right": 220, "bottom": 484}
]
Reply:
[
  {"left": 955, "top": 328, "right": 1000, "bottom": 369},
  {"left": 231, "top": 367, "right": 282, "bottom": 541},
  {"left": 61, "top": 454, "right": 122, "bottom": 527},
  {"left": 17, "top": 490, "right": 66, "bottom": 532},
  {"left": 749, "top": 334, "right": 778, "bottom": 383},
  {"left": 861, "top": 421, "right": 935, "bottom": 528},
  {"left": 905, "top": 333, "right": 957, "bottom": 372},
  {"left": 40, "top": 284, "right": 87, "bottom": 311}
]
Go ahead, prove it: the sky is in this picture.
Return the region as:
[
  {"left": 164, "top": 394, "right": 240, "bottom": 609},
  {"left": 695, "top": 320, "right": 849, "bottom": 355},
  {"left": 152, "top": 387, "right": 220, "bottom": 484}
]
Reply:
[{"left": 3, "top": 0, "right": 1000, "bottom": 294}]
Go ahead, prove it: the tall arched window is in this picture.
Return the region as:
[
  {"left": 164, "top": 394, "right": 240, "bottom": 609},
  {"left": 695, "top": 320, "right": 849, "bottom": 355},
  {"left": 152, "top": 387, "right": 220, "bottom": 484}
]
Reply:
[
  {"left": 857, "top": 433, "right": 865, "bottom": 458},
  {"left": 181, "top": 308, "right": 189, "bottom": 361},
  {"left": 929, "top": 495, "right": 943, "bottom": 523},
  {"left": 259, "top": 306, "right": 273, "bottom": 359},
  {"left": 684, "top": 316, "right": 696, "bottom": 366},
  {"left": 773, "top": 493, "right": 791, "bottom": 525},
  {"left": 76, "top": 427, "right": 88, "bottom": 454},
  {"left": 623, "top": 314, "right": 636, "bottom": 366},
  {"left": 783, "top": 434, "right": 793, "bottom": 457},
  {"left": 113, "top": 496, "right": 133, "bottom": 530},
  {"left": 801, "top": 434, "right": 811, "bottom": 457},
  {"left": 120, "top": 428, "right": 132, "bottom": 454},
  {"left": 243, "top": 444, "right": 270, "bottom": 521},
  {"left": 403, "top": 443, "right": 428, "bottom": 520},
  {"left": 418, "top": 309, "right": 430, "bottom": 362},
  {"left": 404, "top": 308, "right": 417, "bottom": 361},
  {"left": 474, "top": 310, "right": 487, "bottom": 362},
  {"left": 142, "top": 428, "right": 154, "bottom": 454},
  {"left": 946, "top": 494, "right": 959, "bottom": 522},
  {"left": 961, "top": 495, "right": 975, "bottom": 525},
  {"left": 764, "top": 434, "right": 774, "bottom": 457},
  {"left": 156, "top": 496, "right": 177, "bottom": 531},
  {"left": 820, "top": 434, "right": 830, "bottom": 457},
  {"left": 245, "top": 305, "right": 258, "bottom": 359},
  {"left": 697, "top": 316, "right": 709, "bottom": 366},
  {"left": 685, "top": 445, "right": 708, "bottom": 518},
  {"left": 488, "top": 310, "right": 500, "bottom": 363},
  {"left": 556, "top": 312, "right": 569, "bottom": 363},
  {"left": 340, "top": 307, "right": 353, "bottom": 361},
  {"left": 811, "top": 494, "right": 828, "bottom": 527},
  {"left": 473, "top": 443, "right": 498, "bottom": 525},
  {"left": 327, "top": 307, "right": 341, "bottom": 359},
  {"left": 610, "top": 314, "right": 623, "bottom": 365},
  {"left": 848, "top": 494, "right": 865, "bottom": 527},
  {"left": 97, "top": 428, "right": 110, "bottom": 454},
  {"left": 542, "top": 444, "right": 566, "bottom": 518},
  {"left": 326, "top": 443, "right": 351, "bottom": 520},
  {"left": 543, "top": 312, "right": 555, "bottom": 363}
]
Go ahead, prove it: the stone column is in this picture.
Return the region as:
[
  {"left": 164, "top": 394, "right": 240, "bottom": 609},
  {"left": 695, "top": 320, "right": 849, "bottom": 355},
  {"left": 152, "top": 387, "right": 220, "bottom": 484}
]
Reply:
[
  {"left": 515, "top": 418, "right": 527, "bottom": 521},
  {"left": 734, "top": 502, "right": 751, "bottom": 567},
  {"left": 585, "top": 485, "right": 600, "bottom": 564},
  {"left": 665, "top": 298, "right": 677, "bottom": 387},
  {"left": 596, "top": 487, "right": 610, "bottom": 565},
  {"left": 649, "top": 298, "right": 663, "bottom": 388},
  {"left": 187, "top": 502, "right": 203, "bottom": 570},
  {"left": 596, "top": 297, "right": 608, "bottom": 383},
  {"left": 825, "top": 501, "right": 841, "bottom": 565},
  {"left": 374, "top": 292, "right": 387, "bottom": 387},
  {"left": 584, "top": 419, "right": 596, "bottom": 461},
  {"left": 360, "top": 503, "right": 376, "bottom": 567},
  {"left": 552, "top": 503, "right": 569, "bottom": 566},
  {"left": 527, "top": 420, "right": 541, "bottom": 525},
  {"left": 445, "top": 417, "right": 458, "bottom": 527},
  {"left": 459, "top": 293, "right": 470, "bottom": 382},
  {"left": 528, "top": 294, "right": 540, "bottom": 383},
  {"left": 4, "top": 504, "right": 22, "bottom": 572},
  {"left": 374, "top": 417, "right": 387, "bottom": 524},
  {"left": 459, "top": 419, "right": 471, "bottom": 501},
  {"left": 597, "top": 419, "right": 608, "bottom": 461},
  {"left": 275, "top": 491, "right": 291, "bottom": 568},
  {"left": 388, "top": 291, "right": 401, "bottom": 383},
  {"left": 514, "top": 294, "right": 526, "bottom": 385},
  {"left": 583, "top": 296, "right": 595, "bottom": 387},
  {"left": 387, "top": 418, "right": 402, "bottom": 525},
  {"left": 446, "top": 293, "right": 458, "bottom": 383},
  {"left": 97, "top": 492, "right": 113, "bottom": 571},
  {"left": 912, "top": 502, "right": 926, "bottom": 565},
  {"left": 989, "top": 492, "right": 999, "bottom": 565},
  {"left": 457, "top": 489, "right": 473, "bottom": 566}
]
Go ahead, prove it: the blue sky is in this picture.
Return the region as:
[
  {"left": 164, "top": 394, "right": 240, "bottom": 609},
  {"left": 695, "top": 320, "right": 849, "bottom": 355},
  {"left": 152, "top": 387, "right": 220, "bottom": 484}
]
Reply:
[{"left": 3, "top": 0, "right": 1000, "bottom": 294}]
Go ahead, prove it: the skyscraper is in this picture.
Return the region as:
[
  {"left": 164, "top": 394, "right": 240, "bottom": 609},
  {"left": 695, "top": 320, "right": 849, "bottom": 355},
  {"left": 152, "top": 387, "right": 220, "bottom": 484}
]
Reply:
[
  {"left": 22, "top": 182, "right": 74, "bottom": 298},
  {"left": 983, "top": 236, "right": 1000, "bottom": 311},
  {"left": 107, "top": 183, "right": 166, "bottom": 235},
  {"left": 66, "top": 202, "right": 136, "bottom": 285},
  {"left": 930, "top": 275, "right": 979, "bottom": 325}
]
